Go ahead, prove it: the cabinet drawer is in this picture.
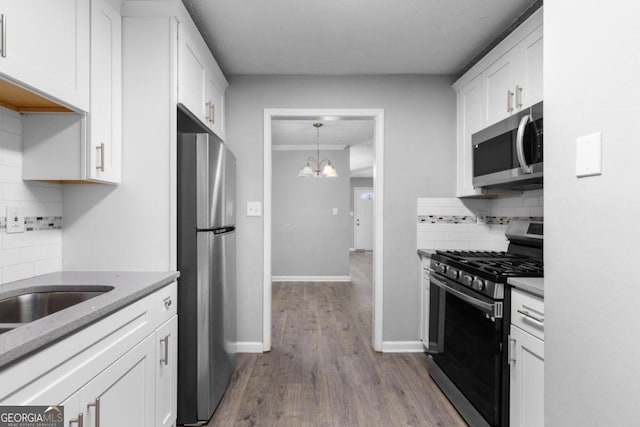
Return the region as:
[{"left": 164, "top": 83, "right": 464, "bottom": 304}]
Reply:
[
  {"left": 511, "top": 289, "right": 544, "bottom": 340},
  {"left": 155, "top": 281, "right": 178, "bottom": 324}
]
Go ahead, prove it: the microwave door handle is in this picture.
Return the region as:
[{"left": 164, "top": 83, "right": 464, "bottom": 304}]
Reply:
[{"left": 516, "top": 115, "right": 534, "bottom": 174}]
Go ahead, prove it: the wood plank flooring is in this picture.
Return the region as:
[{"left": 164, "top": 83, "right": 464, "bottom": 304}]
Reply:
[{"left": 207, "top": 251, "right": 466, "bottom": 426}]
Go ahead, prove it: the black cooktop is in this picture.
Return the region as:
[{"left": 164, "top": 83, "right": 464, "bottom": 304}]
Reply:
[{"left": 432, "top": 250, "right": 543, "bottom": 279}]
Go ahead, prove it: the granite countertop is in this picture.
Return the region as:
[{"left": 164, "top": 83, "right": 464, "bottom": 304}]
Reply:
[
  {"left": 0, "top": 271, "right": 179, "bottom": 369},
  {"left": 507, "top": 277, "right": 544, "bottom": 298},
  {"left": 417, "top": 249, "right": 436, "bottom": 259}
]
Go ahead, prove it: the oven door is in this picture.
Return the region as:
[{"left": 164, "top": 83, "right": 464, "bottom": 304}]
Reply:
[{"left": 429, "top": 273, "right": 506, "bottom": 427}]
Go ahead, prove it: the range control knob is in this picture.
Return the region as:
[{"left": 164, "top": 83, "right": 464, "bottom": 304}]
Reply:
[
  {"left": 472, "top": 278, "right": 486, "bottom": 291},
  {"left": 463, "top": 275, "right": 474, "bottom": 287},
  {"left": 434, "top": 263, "right": 446, "bottom": 274},
  {"left": 446, "top": 268, "right": 459, "bottom": 280}
]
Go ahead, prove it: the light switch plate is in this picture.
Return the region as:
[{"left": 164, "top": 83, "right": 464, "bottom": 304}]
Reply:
[
  {"left": 6, "top": 206, "right": 24, "bottom": 233},
  {"left": 576, "top": 132, "right": 602, "bottom": 177},
  {"left": 246, "top": 201, "right": 262, "bottom": 217},
  {"left": 332, "top": 208, "right": 338, "bottom": 215}
]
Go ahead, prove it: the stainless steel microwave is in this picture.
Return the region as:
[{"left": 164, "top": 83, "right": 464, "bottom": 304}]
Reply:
[{"left": 472, "top": 101, "right": 543, "bottom": 191}]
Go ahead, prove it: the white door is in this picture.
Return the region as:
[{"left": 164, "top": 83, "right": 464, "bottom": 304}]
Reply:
[{"left": 354, "top": 187, "right": 373, "bottom": 250}]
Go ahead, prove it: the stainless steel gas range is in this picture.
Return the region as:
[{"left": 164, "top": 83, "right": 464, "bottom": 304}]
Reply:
[{"left": 427, "top": 220, "right": 543, "bottom": 427}]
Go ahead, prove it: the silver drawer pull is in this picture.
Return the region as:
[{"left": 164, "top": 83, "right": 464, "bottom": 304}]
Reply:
[
  {"left": 163, "top": 296, "right": 172, "bottom": 309},
  {"left": 69, "top": 413, "right": 83, "bottom": 427},
  {"left": 517, "top": 308, "right": 544, "bottom": 324},
  {"left": 96, "top": 143, "right": 105, "bottom": 172},
  {"left": 1, "top": 15, "right": 6, "bottom": 58},
  {"left": 87, "top": 398, "right": 100, "bottom": 427},
  {"left": 160, "top": 334, "right": 170, "bottom": 365},
  {"left": 508, "top": 335, "right": 516, "bottom": 365}
]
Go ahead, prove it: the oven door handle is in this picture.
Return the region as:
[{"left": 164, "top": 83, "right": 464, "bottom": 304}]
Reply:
[
  {"left": 430, "top": 274, "right": 499, "bottom": 317},
  {"left": 516, "top": 114, "right": 534, "bottom": 174}
]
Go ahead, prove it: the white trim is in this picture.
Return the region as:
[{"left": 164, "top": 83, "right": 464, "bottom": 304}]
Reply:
[
  {"left": 272, "top": 276, "right": 351, "bottom": 282},
  {"left": 272, "top": 144, "right": 347, "bottom": 151},
  {"left": 264, "top": 108, "right": 385, "bottom": 353},
  {"left": 235, "top": 342, "right": 264, "bottom": 354},
  {"left": 381, "top": 341, "right": 426, "bottom": 353},
  {"left": 263, "top": 112, "right": 272, "bottom": 352}
]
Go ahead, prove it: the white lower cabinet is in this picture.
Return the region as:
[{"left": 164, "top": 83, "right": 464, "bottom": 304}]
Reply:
[
  {"left": 509, "top": 289, "right": 544, "bottom": 427},
  {"left": 419, "top": 258, "right": 431, "bottom": 348},
  {"left": 0, "top": 282, "right": 178, "bottom": 427},
  {"left": 156, "top": 315, "right": 178, "bottom": 427}
]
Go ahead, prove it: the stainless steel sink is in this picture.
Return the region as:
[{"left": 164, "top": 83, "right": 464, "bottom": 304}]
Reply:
[{"left": 0, "top": 287, "right": 114, "bottom": 325}]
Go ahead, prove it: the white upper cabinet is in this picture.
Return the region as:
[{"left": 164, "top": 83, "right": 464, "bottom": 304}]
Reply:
[
  {"left": 0, "top": 0, "right": 90, "bottom": 111},
  {"left": 21, "top": 0, "right": 122, "bottom": 183},
  {"left": 453, "top": 7, "right": 542, "bottom": 197},
  {"left": 177, "top": 13, "right": 227, "bottom": 140},
  {"left": 456, "top": 74, "right": 484, "bottom": 197},
  {"left": 481, "top": 12, "right": 543, "bottom": 127},
  {"left": 520, "top": 26, "right": 543, "bottom": 109},
  {"left": 88, "top": 0, "right": 122, "bottom": 183},
  {"left": 484, "top": 47, "right": 521, "bottom": 125}
]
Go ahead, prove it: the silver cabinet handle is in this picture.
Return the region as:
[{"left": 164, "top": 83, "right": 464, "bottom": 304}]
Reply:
[
  {"left": 517, "top": 308, "right": 544, "bottom": 324},
  {"left": 508, "top": 335, "right": 516, "bottom": 365},
  {"left": 0, "top": 14, "right": 6, "bottom": 58},
  {"left": 163, "top": 296, "right": 172, "bottom": 309},
  {"left": 69, "top": 413, "right": 83, "bottom": 427},
  {"left": 515, "top": 115, "right": 533, "bottom": 174},
  {"left": 210, "top": 103, "right": 215, "bottom": 124},
  {"left": 160, "top": 334, "right": 170, "bottom": 365},
  {"left": 205, "top": 101, "right": 212, "bottom": 121},
  {"left": 507, "top": 89, "right": 514, "bottom": 112},
  {"left": 87, "top": 398, "right": 100, "bottom": 427},
  {"left": 515, "top": 85, "right": 523, "bottom": 108},
  {"left": 96, "top": 143, "right": 105, "bottom": 172}
]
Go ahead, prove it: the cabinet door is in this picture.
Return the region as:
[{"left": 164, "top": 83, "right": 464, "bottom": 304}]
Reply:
[
  {"left": 205, "top": 73, "right": 225, "bottom": 139},
  {"left": 483, "top": 48, "right": 520, "bottom": 126},
  {"left": 520, "top": 26, "right": 543, "bottom": 110},
  {"left": 420, "top": 273, "right": 429, "bottom": 347},
  {"left": 88, "top": 0, "right": 122, "bottom": 183},
  {"left": 0, "top": 0, "right": 90, "bottom": 111},
  {"left": 509, "top": 326, "right": 544, "bottom": 427},
  {"left": 178, "top": 26, "right": 207, "bottom": 125},
  {"left": 81, "top": 334, "right": 156, "bottom": 427},
  {"left": 156, "top": 315, "right": 178, "bottom": 427},
  {"left": 456, "top": 74, "right": 484, "bottom": 197},
  {"left": 61, "top": 391, "right": 83, "bottom": 427}
]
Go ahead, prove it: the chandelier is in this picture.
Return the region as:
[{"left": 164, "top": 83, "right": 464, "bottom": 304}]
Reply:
[{"left": 298, "top": 123, "right": 338, "bottom": 178}]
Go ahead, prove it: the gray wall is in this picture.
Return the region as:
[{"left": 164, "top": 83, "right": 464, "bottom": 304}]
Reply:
[
  {"left": 223, "top": 75, "right": 456, "bottom": 344},
  {"left": 545, "top": 3, "right": 640, "bottom": 425},
  {"left": 272, "top": 150, "right": 350, "bottom": 277},
  {"left": 349, "top": 177, "right": 374, "bottom": 249}
]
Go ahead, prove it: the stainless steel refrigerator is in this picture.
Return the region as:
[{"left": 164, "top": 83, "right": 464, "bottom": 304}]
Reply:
[{"left": 177, "top": 108, "right": 236, "bottom": 425}]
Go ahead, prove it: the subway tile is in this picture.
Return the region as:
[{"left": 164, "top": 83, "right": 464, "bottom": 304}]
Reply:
[
  {"left": 0, "top": 165, "right": 21, "bottom": 184},
  {"left": 1, "top": 110, "right": 22, "bottom": 135},
  {"left": 33, "top": 258, "right": 61, "bottom": 276},
  {"left": 0, "top": 248, "right": 22, "bottom": 267},
  {"left": 2, "top": 263, "right": 35, "bottom": 284}
]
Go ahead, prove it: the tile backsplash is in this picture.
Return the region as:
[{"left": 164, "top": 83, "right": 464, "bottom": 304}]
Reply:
[
  {"left": 0, "top": 107, "right": 62, "bottom": 285},
  {"left": 417, "top": 190, "right": 543, "bottom": 251}
]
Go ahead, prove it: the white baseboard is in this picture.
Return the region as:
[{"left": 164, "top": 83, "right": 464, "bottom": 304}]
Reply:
[
  {"left": 235, "top": 341, "right": 264, "bottom": 353},
  {"left": 272, "top": 276, "right": 351, "bottom": 282},
  {"left": 381, "top": 341, "right": 426, "bottom": 353}
]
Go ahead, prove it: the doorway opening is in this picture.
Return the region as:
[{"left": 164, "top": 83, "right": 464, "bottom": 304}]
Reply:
[{"left": 263, "top": 109, "right": 384, "bottom": 352}]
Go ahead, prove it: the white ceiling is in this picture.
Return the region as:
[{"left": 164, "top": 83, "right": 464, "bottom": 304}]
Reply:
[
  {"left": 182, "top": 0, "right": 538, "bottom": 75},
  {"left": 272, "top": 119, "right": 375, "bottom": 177}
]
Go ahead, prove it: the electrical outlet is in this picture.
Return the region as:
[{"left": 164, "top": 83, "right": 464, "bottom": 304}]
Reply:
[
  {"left": 332, "top": 208, "right": 338, "bottom": 215},
  {"left": 246, "top": 201, "right": 262, "bottom": 217},
  {"left": 576, "top": 132, "right": 602, "bottom": 177},
  {"left": 6, "top": 206, "right": 25, "bottom": 233}
]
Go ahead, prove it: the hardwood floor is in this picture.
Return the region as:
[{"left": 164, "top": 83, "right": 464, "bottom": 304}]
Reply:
[{"left": 207, "top": 251, "right": 466, "bottom": 426}]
